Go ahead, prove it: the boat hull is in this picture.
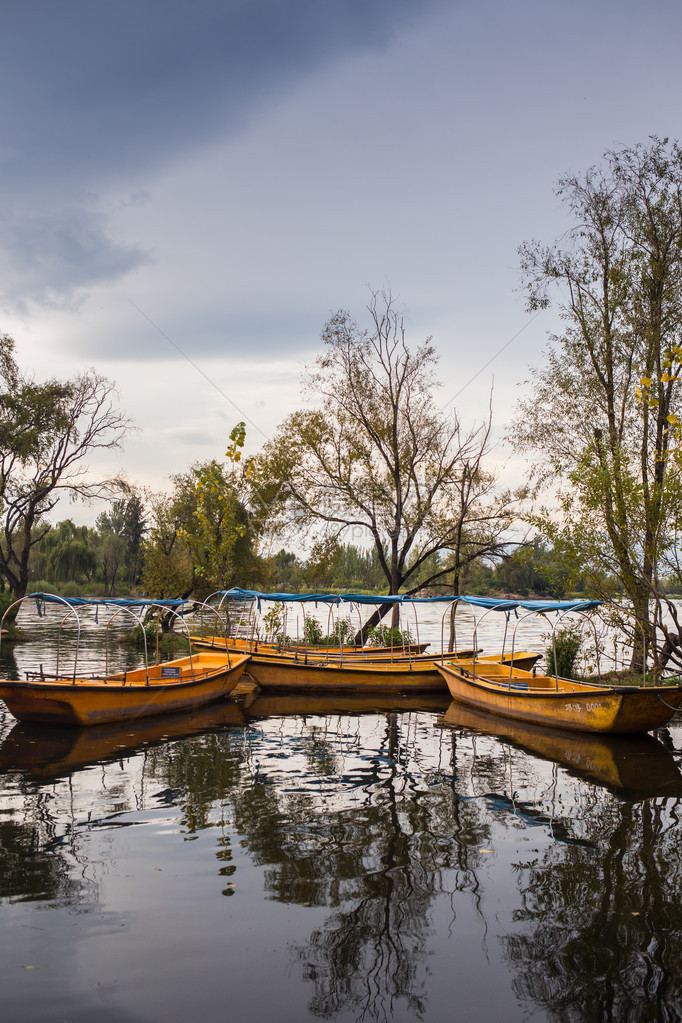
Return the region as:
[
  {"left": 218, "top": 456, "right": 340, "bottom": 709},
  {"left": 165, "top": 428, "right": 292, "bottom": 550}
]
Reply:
[
  {"left": 437, "top": 661, "right": 682, "bottom": 734},
  {"left": 0, "top": 652, "right": 251, "bottom": 726},
  {"left": 245, "top": 655, "right": 446, "bottom": 693}
]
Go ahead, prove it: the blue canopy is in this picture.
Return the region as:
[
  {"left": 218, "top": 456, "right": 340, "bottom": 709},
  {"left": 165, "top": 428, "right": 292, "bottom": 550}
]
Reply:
[
  {"left": 214, "top": 587, "right": 601, "bottom": 614},
  {"left": 29, "top": 592, "right": 188, "bottom": 613}
]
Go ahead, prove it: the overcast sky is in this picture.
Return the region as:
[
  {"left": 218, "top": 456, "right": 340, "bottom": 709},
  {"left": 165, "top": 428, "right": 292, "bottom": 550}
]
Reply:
[{"left": 2, "top": 0, "right": 682, "bottom": 529}]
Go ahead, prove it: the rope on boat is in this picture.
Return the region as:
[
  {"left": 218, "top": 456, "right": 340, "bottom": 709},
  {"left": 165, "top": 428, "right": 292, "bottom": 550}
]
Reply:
[{"left": 656, "top": 693, "right": 682, "bottom": 713}]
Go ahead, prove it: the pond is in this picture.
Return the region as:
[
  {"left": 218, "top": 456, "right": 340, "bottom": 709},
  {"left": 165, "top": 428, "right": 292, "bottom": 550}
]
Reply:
[{"left": 0, "top": 600, "right": 681, "bottom": 1022}]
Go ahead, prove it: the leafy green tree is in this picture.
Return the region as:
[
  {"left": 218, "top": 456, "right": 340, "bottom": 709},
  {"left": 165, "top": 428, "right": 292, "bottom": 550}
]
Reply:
[
  {"left": 140, "top": 493, "right": 194, "bottom": 600},
  {"left": 95, "top": 493, "right": 147, "bottom": 595},
  {"left": 253, "top": 292, "right": 517, "bottom": 631},
  {"left": 0, "top": 335, "right": 131, "bottom": 609},
  {"left": 515, "top": 138, "right": 682, "bottom": 668},
  {"left": 304, "top": 536, "right": 343, "bottom": 591},
  {"left": 141, "top": 424, "right": 260, "bottom": 599},
  {"left": 458, "top": 558, "right": 496, "bottom": 595},
  {"left": 95, "top": 504, "right": 127, "bottom": 597},
  {"left": 120, "top": 493, "right": 147, "bottom": 586},
  {"left": 262, "top": 549, "right": 306, "bottom": 592},
  {"left": 493, "top": 541, "right": 574, "bottom": 598},
  {"left": 331, "top": 543, "right": 385, "bottom": 591}
]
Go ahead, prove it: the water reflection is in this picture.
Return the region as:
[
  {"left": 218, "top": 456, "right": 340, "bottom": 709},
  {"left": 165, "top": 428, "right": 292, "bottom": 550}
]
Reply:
[
  {"left": 508, "top": 803, "right": 682, "bottom": 1021},
  {"left": 0, "top": 691, "right": 681, "bottom": 1022},
  {"left": 438, "top": 702, "right": 682, "bottom": 798},
  {"left": 0, "top": 701, "right": 246, "bottom": 779},
  {"left": 438, "top": 703, "right": 682, "bottom": 1022}
]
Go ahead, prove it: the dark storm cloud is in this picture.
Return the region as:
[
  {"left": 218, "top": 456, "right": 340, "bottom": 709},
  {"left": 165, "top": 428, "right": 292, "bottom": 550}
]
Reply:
[
  {"left": 0, "top": 201, "right": 151, "bottom": 311},
  {"left": 0, "top": 0, "right": 445, "bottom": 307}
]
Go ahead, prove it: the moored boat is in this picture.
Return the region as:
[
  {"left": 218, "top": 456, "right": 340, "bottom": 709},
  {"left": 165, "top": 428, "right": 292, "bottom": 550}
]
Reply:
[
  {"left": 189, "top": 634, "right": 433, "bottom": 659},
  {"left": 244, "top": 654, "right": 448, "bottom": 693},
  {"left": 195, "top": 641, "right": 540, "bottom": 694},
  {"left": 437, "top": 658, "right": 682, "bottom": 734},
  {"left": 0, "top": 650, "right": 251, "bottom": 726},
  {"left": 0, "top": 593, "right": 251, "bottom": 727}
]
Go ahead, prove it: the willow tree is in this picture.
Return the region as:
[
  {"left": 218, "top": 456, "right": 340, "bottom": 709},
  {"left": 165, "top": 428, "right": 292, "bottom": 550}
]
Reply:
[
  {"left": 514, "top": 138, "right": 682, "bottom": 669},
  {"left": 253, "top": 292, "right": 516, "bottom": 630},
  {"left": 30, "top": 519, "right": 98, "bottom": 587}
]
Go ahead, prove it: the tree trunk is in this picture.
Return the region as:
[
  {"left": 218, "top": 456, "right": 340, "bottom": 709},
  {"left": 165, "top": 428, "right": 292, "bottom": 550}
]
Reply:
[
  {"left": 629, "top": 584, "right": 652, "bottom": 673},
  {"left": 353, "top": 602, "right": 397, "bottom": 646}
]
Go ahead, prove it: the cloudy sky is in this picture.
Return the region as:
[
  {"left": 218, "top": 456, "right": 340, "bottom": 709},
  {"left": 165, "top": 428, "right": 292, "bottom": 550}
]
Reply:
[{"left": 2, "top": 0, "right": 682, "bottom": 526}]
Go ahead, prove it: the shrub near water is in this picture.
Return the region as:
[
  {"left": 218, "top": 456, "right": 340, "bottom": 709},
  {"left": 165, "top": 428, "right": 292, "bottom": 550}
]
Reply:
[
  {"left": 365, "top": 624, "right": 414, "bottom": 647},
  {"left": 545, "top": 626, "right": 582, "bottom": 679}
]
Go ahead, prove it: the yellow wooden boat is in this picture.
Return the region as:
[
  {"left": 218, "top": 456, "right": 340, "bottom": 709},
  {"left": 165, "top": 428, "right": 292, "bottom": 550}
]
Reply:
[
  {"left": 0, "top": 592, "right": 255, "bottom": 727},
  {"left": 190, "top": 635, "right": 540, "bottom": 675},
  {"left": 243, "top": 654, "right": 449, "bottom": 693},
  {"left": 437, "top": 701, "right": 682, "bottom": 796},
  {"left": 0, "top": 650, "right": 252, "bottom": 727},
  {"left": 189, "top": 635, "right": 432, "bottom": 658},
  {"left": 437, "top": 659, "right": 682, "bottom": 734}
]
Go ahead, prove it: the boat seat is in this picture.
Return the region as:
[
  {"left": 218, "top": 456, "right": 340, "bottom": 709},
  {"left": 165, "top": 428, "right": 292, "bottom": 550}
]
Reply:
[
  {"left": 484, "top": 676, "right": 529, "bottom": 690},
  {"left": 454, "top": 666, "right": 530, "bottom": 691}
]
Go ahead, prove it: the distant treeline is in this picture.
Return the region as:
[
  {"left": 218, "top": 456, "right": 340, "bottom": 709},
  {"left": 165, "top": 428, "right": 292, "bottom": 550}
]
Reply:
[
  {"left": 266, "top": 539, "right": 584, "bottom": 598},
  {"left": 25, "top": 518, "right": 671, "bottom": 605}
]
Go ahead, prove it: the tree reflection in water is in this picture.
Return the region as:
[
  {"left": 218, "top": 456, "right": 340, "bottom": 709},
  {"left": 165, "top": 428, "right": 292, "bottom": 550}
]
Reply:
[
  {"left": 231, "top": 708, "right": 517, "bottom": 1022},
  {"left": 139, "top": 706, "right": 498, "bottom": 1021},
  {"left": 506, "top": 797, "right": 682, "bottom": 1021},
  {"left": 0, "top": 699, "right": 682, "bottom": 1023}
]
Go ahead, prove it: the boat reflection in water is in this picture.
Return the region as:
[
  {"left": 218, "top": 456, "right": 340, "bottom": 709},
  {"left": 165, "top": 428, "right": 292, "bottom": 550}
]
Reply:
[
  {"left": 437, "top": 700, "right": 682, "bottom": 798},
  {"left": 244, "top": 690, "right": 451, "bottom": 720},
  {"left": 0, "top": 698, "right": 247, "bottom": 779}
]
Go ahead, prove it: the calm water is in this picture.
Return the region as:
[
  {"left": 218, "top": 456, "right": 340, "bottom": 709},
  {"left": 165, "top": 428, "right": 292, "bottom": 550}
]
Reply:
[{"left": 0, "top": 601, "right": 681, "bottom": 1022}]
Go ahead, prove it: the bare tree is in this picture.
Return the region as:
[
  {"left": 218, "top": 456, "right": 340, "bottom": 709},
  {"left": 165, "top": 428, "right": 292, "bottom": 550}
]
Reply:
[
  {"left": 0, "top": 335, "right": 132, "bottom": 606},
  {"left": 253, "top": 292, "right": 517, "bottom": 632}
]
